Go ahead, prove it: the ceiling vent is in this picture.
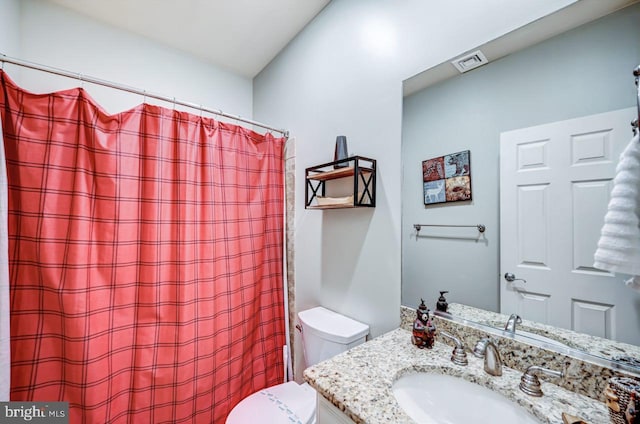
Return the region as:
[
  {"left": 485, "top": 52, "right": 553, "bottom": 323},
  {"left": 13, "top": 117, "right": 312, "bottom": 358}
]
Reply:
[{"left": 451, "top": 50, "right": 488, "bottom": 73}]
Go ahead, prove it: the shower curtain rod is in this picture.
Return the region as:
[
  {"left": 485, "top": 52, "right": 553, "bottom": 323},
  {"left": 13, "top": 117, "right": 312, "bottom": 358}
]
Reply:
[{"left": 0, "top": 53, "right": 289, "bottom": 138}]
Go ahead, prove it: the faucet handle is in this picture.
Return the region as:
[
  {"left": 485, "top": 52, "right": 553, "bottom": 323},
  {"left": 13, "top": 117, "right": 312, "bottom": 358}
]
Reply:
[
  {"left": 473, "top": 337, "right": 491, "bottom": 358},
  {"left": 504, "top": 314, "right": 523, "bottom": 332},
  {"left": 440, "top": 331, "right": 468, "bottom": 366},
  {"left": 519, "top": 365, "right": 564, "bottom": 397}
]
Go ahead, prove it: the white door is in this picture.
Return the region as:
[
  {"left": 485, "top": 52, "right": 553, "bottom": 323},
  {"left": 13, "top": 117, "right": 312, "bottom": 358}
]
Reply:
[{"left": 500, "top": 107, "right": 640, "bottom": 345}]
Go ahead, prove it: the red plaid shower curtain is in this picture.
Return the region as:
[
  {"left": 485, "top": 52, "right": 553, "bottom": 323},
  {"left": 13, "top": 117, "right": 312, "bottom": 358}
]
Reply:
[{"left": 0, "top": 70, "right": 285, "bottom": 423}]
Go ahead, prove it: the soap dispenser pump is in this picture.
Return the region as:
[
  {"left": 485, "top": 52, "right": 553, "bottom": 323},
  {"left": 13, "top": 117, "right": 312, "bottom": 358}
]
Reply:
[{"left": 436, "top": 291, "right": 449, "bottom": 312}]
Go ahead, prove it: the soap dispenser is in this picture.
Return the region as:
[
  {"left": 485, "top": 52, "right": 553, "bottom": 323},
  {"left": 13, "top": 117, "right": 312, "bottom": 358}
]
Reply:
[
  {"left": 411, "top": 299, "right": 436, "bottom": 349},
  {"left": 436, "top": 291, "right": 449, "bottom": 312}
]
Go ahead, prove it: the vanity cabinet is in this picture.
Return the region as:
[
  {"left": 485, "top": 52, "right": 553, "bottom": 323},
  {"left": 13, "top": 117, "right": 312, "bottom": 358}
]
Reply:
[
  {"left": 317, "top": 395, "right": 355, "bottom": 424},
  {"left": 305, "top": 156, "right": 376, "bottom": 209}
]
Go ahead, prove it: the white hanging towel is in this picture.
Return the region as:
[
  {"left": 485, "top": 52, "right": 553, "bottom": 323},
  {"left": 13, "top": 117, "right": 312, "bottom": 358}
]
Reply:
[{"left": 593, "top": 133, "right": 640, "bottom": 290}]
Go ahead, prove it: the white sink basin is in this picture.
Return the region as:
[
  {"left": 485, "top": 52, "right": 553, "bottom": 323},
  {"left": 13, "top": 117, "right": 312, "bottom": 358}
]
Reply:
[{"left": 392, "top": 373, "right": 541, "bottom": 424}]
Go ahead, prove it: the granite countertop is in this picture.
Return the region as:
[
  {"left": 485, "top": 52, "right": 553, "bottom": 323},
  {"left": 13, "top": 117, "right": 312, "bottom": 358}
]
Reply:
[{"left": 304, "top": 328, "right": 610, "bottom": 424}]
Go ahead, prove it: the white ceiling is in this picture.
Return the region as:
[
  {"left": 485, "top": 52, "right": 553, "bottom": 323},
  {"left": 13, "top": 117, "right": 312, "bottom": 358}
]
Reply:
[
  {"left": 46, "top": 0, "right": 331, "bottom": 78},
  {"left": 403, "top": 0, "right": 640, "bottom": 96}
]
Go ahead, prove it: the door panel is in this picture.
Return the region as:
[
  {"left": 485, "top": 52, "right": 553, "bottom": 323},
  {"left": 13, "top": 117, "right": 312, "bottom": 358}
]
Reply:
[
  {"left": 518, "top": 140, "right": 549, "bottom": 170},
  {"left": 517, "top": 291, "right": 551, "bottom": 323},
  {"left": 500, "top": 107, "right": 639, "bottom": 344},
  {"left": 517, "top": 184, "right": 550, "bottom": 268},
  {"left": 571, "top": 129, "right": 612, "bottom": 167},
  {"left": 571, "top": 299, "right": 614, "bottom": 339},
  {"left": 571, "top": 180, "right": 612, "bottom": 274}
]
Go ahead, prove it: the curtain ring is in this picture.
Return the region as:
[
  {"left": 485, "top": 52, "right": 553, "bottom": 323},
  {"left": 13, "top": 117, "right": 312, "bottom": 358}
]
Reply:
[
  {"left": 78, "top": 73, "right": 84, "bottom": 89},
  {"left": 200, "top": 105, "right": 203, "bottom": 117},
  {"left": 142, "top": 90, "right": 147, "bottom": 104},
  {"left": 172, "top": 97, "right": 176, "bottom": 109}
]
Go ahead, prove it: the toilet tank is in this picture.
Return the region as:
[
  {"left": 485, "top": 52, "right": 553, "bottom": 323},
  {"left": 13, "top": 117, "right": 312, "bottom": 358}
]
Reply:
[{"left": 297, "top": 306, "right": 369, "bottom": 367}]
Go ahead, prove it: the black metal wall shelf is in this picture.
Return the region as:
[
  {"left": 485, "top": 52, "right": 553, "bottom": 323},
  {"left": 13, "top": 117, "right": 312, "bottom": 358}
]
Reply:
[{"left": 305, "top": 156, "right": 376, "bottom": 209}]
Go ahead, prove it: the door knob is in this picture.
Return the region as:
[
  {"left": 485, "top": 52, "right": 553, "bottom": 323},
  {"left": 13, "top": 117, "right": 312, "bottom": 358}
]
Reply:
[{"left": 504, "top": 273, "right": 526, "bottom": 283}]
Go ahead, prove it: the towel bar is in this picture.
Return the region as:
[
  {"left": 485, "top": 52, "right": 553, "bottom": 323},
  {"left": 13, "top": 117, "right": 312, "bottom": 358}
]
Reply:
[{"left": 413, "top": 224, "right": 486, "bottom": 233}]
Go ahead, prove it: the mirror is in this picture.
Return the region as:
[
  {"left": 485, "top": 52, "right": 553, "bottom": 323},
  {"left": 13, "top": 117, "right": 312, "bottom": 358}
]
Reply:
[
  {"left": 442, "top": 303, "right": 640, "bottom": 375},
  {"left": 401, "top": 3, "right": 640, "bottom": 372}
]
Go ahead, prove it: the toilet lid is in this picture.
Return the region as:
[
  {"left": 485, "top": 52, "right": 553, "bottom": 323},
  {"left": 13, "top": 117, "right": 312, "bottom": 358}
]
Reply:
[{"left": 226, "top": 382, "right": 316, "bottom": 424}]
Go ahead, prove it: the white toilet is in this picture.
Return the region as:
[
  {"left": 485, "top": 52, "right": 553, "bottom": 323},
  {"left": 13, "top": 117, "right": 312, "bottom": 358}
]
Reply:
[{"left": 226, "top": 306, "right": 369, "bottom": 424}]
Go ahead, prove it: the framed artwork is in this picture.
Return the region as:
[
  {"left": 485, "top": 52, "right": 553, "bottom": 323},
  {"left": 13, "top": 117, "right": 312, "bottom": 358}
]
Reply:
[{"left": 422, "top": 150, "right": 471, "bottom": 205}]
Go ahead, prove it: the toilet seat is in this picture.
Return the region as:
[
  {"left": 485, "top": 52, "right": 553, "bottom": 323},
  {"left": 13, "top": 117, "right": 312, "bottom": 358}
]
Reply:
[{"left": 226, "top": 382, "right": 316, "bottom": 424}]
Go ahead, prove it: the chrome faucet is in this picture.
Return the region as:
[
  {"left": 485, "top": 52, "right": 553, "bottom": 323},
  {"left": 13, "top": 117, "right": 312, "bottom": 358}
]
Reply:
[
  {"left": 504, "top": 314, "right": 522, "bottom": 333},
  {"left": 440, "top": 331, "right": 468, "bottom": 366},
  {"left": 519, "top": 365, "right": 564, "bottom": 397},
  {"left": 472, "top": 337, "right": 491, "bottom": 358},
  {"left": 472, "top": 337, "right": 502, "bottom": 376},
  {"left": 483, "top": 341, "right": 503, "bottom": 376}
]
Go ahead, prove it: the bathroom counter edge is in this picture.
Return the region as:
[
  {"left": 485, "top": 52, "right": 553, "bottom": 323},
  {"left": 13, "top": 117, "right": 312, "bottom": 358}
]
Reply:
[{"left": 303, "top": 328, "right": 609, "bottom": 424}]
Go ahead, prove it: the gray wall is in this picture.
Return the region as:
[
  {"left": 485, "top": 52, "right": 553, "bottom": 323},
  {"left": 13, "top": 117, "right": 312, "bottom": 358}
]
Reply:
[
  {"left": 252, "top": 0, "right": 578, "bottom": 380},
  {"left": 401, "top": 4, "right": 640, "bottom": 312},
  {"left": 0, "top": 0, "right": 20, "bottom": 58}
]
